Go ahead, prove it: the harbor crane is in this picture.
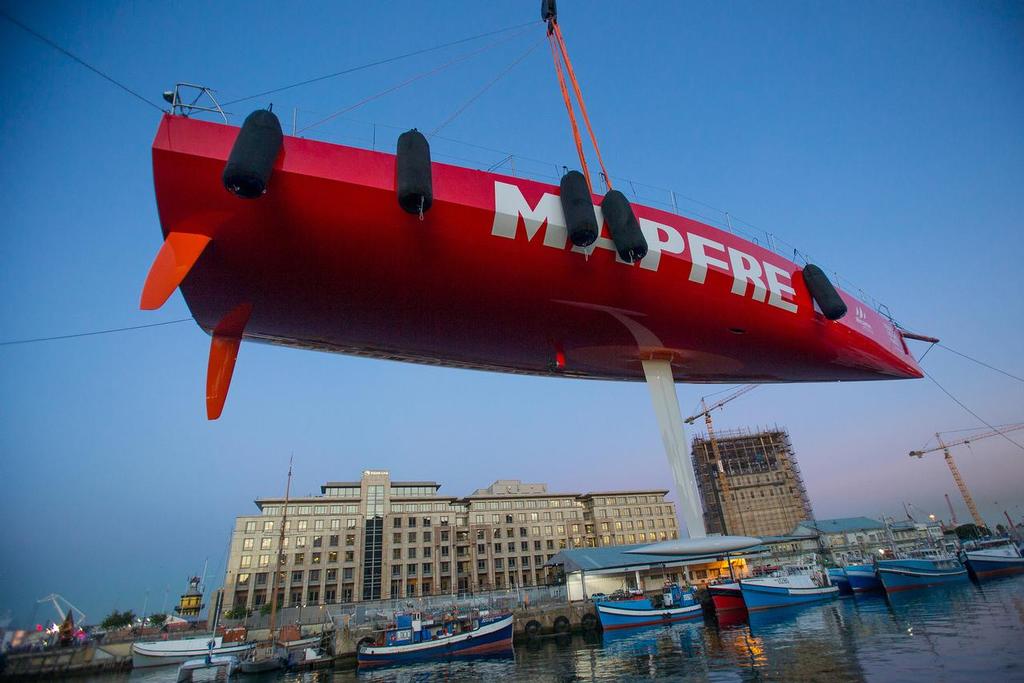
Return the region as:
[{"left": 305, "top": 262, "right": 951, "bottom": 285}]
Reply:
[
  {"left": 684, "top": 385, "right": 758, "bottom": 534},
  {"left": 909, "top": 423, "right": 1024, "bottom": 530},
  {"left": 37, "top": 594, "right": 86, "bottom": 627}
]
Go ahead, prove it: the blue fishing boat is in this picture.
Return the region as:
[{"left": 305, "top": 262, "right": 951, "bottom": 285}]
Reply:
[
  {"left": 739, "top": 562, "right": 839, "bottom": 611},
  {"left": 596, "top": 584, "right": 703, "bottom": 630},
  {"left": 844, "top": 562, "right": 884, "bottom": 593},
  {"left": 876, "top": 549, "right": 968, "bottom": 593},
  {"left": 828, "top": 568, "right": 852, "bottom": 595},
  {"left": 357, "top": 611, "right": 513, "bottom": 667},
  {"left": 962, "top": 539, "right": 1024, "bottom": 580}
]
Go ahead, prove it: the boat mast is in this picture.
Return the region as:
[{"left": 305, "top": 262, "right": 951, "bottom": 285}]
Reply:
[{"left": 268, "top": 457, "right": 293, "bottom": 640}]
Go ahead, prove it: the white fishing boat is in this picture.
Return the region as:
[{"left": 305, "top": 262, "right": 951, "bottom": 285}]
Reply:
[
  {"left": 133, "top": 636, "right": 253, "bottom": 669},
  {"left": 176, "top": 653, "right": 240, "bottom": 681}
]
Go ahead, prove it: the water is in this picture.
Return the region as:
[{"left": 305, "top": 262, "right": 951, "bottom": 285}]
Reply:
[{"left": 86, "top": 576, "right": 1024, "bottom": 682}]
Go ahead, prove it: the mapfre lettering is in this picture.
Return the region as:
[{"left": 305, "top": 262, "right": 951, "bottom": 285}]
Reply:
[{"left": 491, "top": 181, "right": 798, "bottom": 313}]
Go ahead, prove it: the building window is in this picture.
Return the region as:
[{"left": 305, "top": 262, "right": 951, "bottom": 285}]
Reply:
[
  {"left": 345, "top": 534, "right": 356, "bottom": 546},
  {"left": 296, "top": 536, "right": 307, "bottom": 548},
  {"left": 393, "top": 549, "right": 402, "bottom": 560},
  {"left": 393, "top": 518, "right": 402, "bottom": 528},
  {"left": 292, "top": 570, "right": 303, "bottom": 583},
  {"left": 263, "top": 521, "right": 274, "bottom": 532},
  {"left": 347, "top": 519, "right": 357, "bottom": 529},
  {"left": 237, "top": 573, "right": 250, "bottom": 585},
  {"left": 313, "top": 536, "right": 323, "bottom": 548},
  {"left": 314, "top": 520, "right": 324, "bottom": 531},
  {"left": 260, "top": 538, "right": 272, "bottom": 550},
  {"left": 309, "top": 569, "right": 321, "bottom": 582},
  {"left": 243, "top": 538, "right": 254, "bottom": 551},
  {"left": 308, "top": 589, "right": 319, "bottom": 603},
  {"left": 328, "top": 551, "right": 338, "bottom": 563},
  {"left": 294, "top": 553, "right": 304, "bottom": 565},
  {"left": 423, "top": 531, "right": 432, "bottom": 542},
  {"left": 343, "top": 568, "right": 354, "bottom": 580},
  {"left": 240, "top": 555, "right": 252, "bottom": 568},
  {"left": 245, "top": 521, "right": 256, "bottom": 533},
  {"left": 297, "top": 520, "right": 308, "bottom": 531},
  {"left": 408, "top": 563, "right": 417, "bottom": 576}
]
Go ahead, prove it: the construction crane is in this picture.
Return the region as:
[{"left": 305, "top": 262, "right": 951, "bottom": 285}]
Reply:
[
  {"left": 944, "top": 493, "right": 958, "bottom": 527},
  {"left": 37, "top": 594, "right": 86, "bottom": 626},
  {"left": 684, "top": 385, "right": 758, "bottom": 535},
  {"left": 909, "top": 423, "right": 1024, "bottom": 529}
]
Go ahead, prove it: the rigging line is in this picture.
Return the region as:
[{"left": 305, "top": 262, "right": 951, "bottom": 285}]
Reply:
[
  {"left": 428, "top": 38, "right": 544, "bottom": 138},
  {"left": 923, "top": 370, "right": 1024, "bottom": 452},
  {"left": 936, "top": 344, "right": 1024, "bottom": 384},
  {"left": 551, "top": 22, "right": 611, "bottom": 191},
  {"left": 222, "top": 19, "right": 540, "bottom": 107},
  {"left": 296, "top": 27, "right": 533, "bottom": 135},
  {"left": 0, "top": 9, "right": 164, "bottom": 112},
  {"left": 548, "top": 32, "right": 592, "bottom": 191},
  {"left": 0, "top": 319, "right": 193, "bottom": 347},
  {"left": 917, "top": 342, "right": 937, "bottom": 364}
]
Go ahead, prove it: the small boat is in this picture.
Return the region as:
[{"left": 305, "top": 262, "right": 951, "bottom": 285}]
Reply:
[
  {"left": 844, "top": 562, "right": 884, "bottom": 594},
  {"left": 827, "top": 568, "right": 852, "bottom": 595},
  {"left": 739, "top": 562, "right": 839, "bottom": 611},
  {"left": 596, "top": 584, "right": 703, "bottom": 630},
  {"left": 175, "top": 653, "right": 239, "bottom": 682},
  {"left": 357, "top": 611, "right": 513, "bottom": 667},
  {"left": 962, "top": 539, "right": 1024, "bottom": 580},
  {"left": 238, "top": 641, "right": 286, "bottom": 674},
  {"left": 288, "top": 645, "right": 333, "bottom": 671},
  {"left": 132, "top": 636, "right": 254, "bottom": 669},
  {"left": 707, "top": 580, "right": 745, "bottom": 613},
  {"left": 876, "top": 549, "right": 968, "bottom": 593}
]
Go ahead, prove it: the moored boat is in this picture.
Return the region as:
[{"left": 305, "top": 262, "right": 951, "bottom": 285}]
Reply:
[
  {"left": 962, "top": 540, "right": 1024, "bottom": 580},
  {"left": 357, "top": 612, "right": 513, "bottom": 667},
  {"left": 844, "top": 563, "right": 883, "bottom": 593},
  {"left": 876, "top": 549, "right": 968, "bottom": 593},
  {"left": 828, "top": 568, "right": 852, "bottom": 595},
  {"left": 175, "top": 653, "right": 239, "bottom": 682},
  {"left": 739, "top": 563, "right": 839, "bottom": 611},
  {"left": 596, "top": 585, "right": 703, "bottom": 630},
  {"left": 708, "top": 581, "right": 745, "bottom": 613},
  {"left": 133, "top": 636, "right": 254, "bottom": 669}
]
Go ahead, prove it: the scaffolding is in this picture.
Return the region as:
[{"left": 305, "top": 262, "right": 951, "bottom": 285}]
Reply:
[{"left": 690, "top": 426, "right": 813, "bottom": 537}]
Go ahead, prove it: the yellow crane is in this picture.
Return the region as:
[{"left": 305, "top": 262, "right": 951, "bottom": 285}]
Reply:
[
  {"left": 909, "top": 423, "right": 1024, "bottom": 529},
  {"left": 684, "top": 385, "right": 758, "bottom": 535}
]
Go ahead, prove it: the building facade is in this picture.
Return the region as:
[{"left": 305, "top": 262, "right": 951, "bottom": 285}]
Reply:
[
  {"left": 691, "top": 428, "right": 813, "bottom": 537},
  {"left": 223, "top": 471, "right": 679, "bottom": 612},
  {"left": 792, "top": 517, "right": 946, "bottom": 563}
]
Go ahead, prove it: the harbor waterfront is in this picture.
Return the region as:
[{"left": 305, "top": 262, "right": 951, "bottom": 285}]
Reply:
[{"left": 67, "top": 575, "right": 1022, "bottom": 682}]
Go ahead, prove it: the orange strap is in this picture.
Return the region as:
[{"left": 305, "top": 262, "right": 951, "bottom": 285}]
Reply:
[
  {"left": 552, "top": 22, "right": 612, "bottom": 191},
  {"left": 548, "top": 32, "right": 592, "bottom": 191}
]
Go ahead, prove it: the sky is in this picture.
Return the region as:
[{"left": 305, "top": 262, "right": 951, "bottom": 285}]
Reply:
[{"left": 1, "top": 0, "right": 1022, "bottom": 626}]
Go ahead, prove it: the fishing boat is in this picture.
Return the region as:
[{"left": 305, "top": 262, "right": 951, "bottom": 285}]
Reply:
[
  {"left": 595, "top": 584, "right": 703, "bottom": 630},
  {"left": 357, "top": 611, "right": 513, "bottom": 667},
  {"left": 962, "top": 539, "right": 1024, "bottom": 580},
  {"left": 707, "top": 580, "right": 745, "bottom": 613},
  {"left": 827, "top": 568, "right": 852, "bottom": 596},
  {"left": 739, "top": 562, "right": 839, "bottom": 611},
  {"left": 133, "top": 636, "right": 253, "bottom": 669},
  {"left": 844, "top": 562, "right": 884, "bottom": 594},
  {"left": 876, "top": 549, "right": 968, "bottom": 592}
]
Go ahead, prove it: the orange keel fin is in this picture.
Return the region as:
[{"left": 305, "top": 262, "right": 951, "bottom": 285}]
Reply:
[
  {"left": 205, "top": 303, "right": 252, "bottom": 420},
  {"left": 140, "top": 232, "right": 212, "bottom": 310}
]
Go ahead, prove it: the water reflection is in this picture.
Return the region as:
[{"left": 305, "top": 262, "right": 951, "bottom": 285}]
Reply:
[{"left": 83, "top": 576, "right": 1023, "bottom": 682}]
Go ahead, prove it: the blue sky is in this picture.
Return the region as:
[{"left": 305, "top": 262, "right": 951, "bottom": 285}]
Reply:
[{"left": 1, "top": 1, "right": 1022, "bottom": 626}]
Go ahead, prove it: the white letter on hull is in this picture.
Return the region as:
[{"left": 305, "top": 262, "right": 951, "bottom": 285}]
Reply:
[
  {"left": 491, "top": 182, "right": 568, "bottom": 249},
  {"left": 764, "top": 262, "right": 798, "bottom": 313},
  {"left": 727, "top": 247, "right": 768, "bottom": 302},
  {"left": 687, "top": 233, "right": 729, "bottom": 284},
  {"left": 638, "top": 218, "right": 685, "bottom": 272}
]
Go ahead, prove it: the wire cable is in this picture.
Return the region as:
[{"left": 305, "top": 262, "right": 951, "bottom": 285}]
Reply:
[
  {"left": 937, "top": 344, "right": 1024, "bottom": 384},
  {"left": 296, "top": 28, "right": 532, "bottom": 135},
  {"left": 222, "top": 20, "right": 540, "bottom": 107},
  {"left": 924, "top": 370, "right": 1024, "bottom": 451},
  {"left": 429, "top": 38, "right": 543, "bottom": 138},
  {"left": 0, "top": 9, "right": 165, "bottom": 112},
  {"left": 0, "top": 319, "right": 193, "bottom": 347}
]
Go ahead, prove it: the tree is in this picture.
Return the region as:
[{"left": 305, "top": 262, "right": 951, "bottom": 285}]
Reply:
[
  {"left": 101, "top": 610, "right": 136, "bottom": 630},
  {"left": 223, "top": 606, "right": 251, "bottom": 620},
  {"left": 996, "top": 524, "right": 1007, "bottom": 536},
  {"left": 954, "top": 523, "right": 991, "bottom": 540},
  {"left": 259, "top": 603, "right": 273, "bottom": 616},
  {"left": 149, "top": 613, "right": 168, "bottom": 627}
]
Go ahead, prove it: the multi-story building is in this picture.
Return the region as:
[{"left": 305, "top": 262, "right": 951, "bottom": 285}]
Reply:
[
  {"left": 223, "top": 471, "right": 678, "bottom": 611},
  {"left": 691, "top": 427, "right": 813, "bottom": 537},
  {"left": 792, "top": 517, "right": 946, "bottom": 563}
]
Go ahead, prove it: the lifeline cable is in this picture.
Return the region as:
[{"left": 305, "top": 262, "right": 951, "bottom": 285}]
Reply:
[
  {"left": 0, "top": 319, "right": 193, "bottom": 347},
  {"left": 0, "top": 9, "right": 165, "bottom": 112},
  {"left": 429, "top": 38, "right": 544, "bottom": 138},
  {"left": 222, "top": 20, "right": 540, "bottom": 107},
  {"left": 297, "top": 27, "right": 534, "bottom": 135}
]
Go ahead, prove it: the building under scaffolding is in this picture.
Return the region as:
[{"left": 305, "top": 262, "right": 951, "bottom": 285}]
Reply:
[{"left": 691, "top": 427, "right": 814, "bottom": 538}]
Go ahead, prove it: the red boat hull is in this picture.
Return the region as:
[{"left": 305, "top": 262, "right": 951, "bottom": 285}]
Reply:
[
  {"left": 150, "top": 115, "right": 923, "bottom": 386},
  {"left": 709, "top": 586, "right": 746, "bottom": 612}
]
